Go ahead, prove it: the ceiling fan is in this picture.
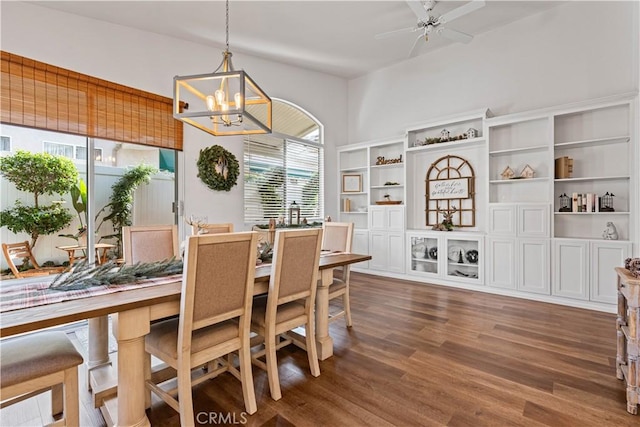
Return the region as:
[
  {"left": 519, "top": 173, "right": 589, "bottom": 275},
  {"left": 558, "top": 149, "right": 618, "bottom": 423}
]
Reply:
[{"left": 375, "top": 0, "right": 486, "bottom": 57}]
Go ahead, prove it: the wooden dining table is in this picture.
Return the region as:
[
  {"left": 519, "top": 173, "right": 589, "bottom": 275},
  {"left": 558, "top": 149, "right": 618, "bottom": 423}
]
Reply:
[{"left": 0, "top": 252, "right": 371, "bottom": 427}]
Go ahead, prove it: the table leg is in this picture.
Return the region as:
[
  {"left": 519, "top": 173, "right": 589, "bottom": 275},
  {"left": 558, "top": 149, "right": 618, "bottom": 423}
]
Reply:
[
  {"left": 112, "top": 308, "right": 151, "bottom": 427},
  {"left": 315, "top": 268, "right": 334, "bottom": 360},
  {"left": 87, "top": 316, "right": 111, "bottom": 390}
]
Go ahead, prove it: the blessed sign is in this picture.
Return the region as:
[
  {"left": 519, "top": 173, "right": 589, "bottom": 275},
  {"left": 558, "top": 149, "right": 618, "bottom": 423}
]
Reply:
[{"left": 429, "top": 178, "right": 470, "bottom": 200}]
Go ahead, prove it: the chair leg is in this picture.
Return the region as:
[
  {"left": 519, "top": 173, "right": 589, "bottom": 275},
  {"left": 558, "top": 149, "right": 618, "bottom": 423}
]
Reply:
[
  {"left": 63, "top": 366, "right": 80, "bottom": 427},
  {"left": 238, "top": 345, "right": 257, "bottom": 414},
  {"left": 177, "top": 360, "right": 195, "bottom": 426},
  {"left": 265, "top": 334, "right": 282, "bottom": 401},
  {"left": 51, "top": 383, "right": 63, "bottom": 418},
  {"left": 305, "top": 316, "right": 321, "bottom": 377},
  {"left": 343, "top": 291, "right": 353, "bottom": 328}
]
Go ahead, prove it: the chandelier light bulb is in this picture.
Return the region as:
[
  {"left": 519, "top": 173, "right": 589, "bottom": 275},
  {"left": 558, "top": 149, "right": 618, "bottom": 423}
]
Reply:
[
  {"left": 205, "top": 95, "right": 216, "bottom": 111},
  {"left": 234, "top": 92, "right": 243, "bottom": 109},
  {"left": 215, "top": 89, "right": 225, "bottom": 107}
]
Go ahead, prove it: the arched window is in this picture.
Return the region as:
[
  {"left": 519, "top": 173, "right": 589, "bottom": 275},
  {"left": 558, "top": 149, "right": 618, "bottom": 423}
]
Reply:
[{"left": 243, "top": 99, "right": 323, "bottom": 223}]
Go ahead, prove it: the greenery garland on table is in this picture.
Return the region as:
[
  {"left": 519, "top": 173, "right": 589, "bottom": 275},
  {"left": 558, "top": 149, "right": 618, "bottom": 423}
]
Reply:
[
  {"left": 197, "top": 145, "right": 239, "bottom": 192},
  {"left": 49, "top": 258, "right": 183, "bottom": 291}
]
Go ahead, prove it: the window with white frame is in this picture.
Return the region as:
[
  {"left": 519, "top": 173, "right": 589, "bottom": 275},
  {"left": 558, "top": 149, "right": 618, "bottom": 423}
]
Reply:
[
  {"left": 43, "top": 141, "right": 74, "bottom": 158},
  {"left": 75, "top": 146, "right": 103, "bottom": 162},
  {"left": 243, "top": 100, "right": 323, "bottom": 224},
  {"left": 0, "top": 136, "right": 10, "bottom": 152}
]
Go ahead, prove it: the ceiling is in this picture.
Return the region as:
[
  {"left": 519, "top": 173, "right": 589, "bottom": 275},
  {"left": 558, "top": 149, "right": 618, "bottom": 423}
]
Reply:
[{"left": 29, "top": 1, "right": 564, "bottom": 79}]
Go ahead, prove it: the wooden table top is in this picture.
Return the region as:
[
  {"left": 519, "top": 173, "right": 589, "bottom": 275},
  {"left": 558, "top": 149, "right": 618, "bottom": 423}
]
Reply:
[
  {"left": 56, "top": 243, "right": 116, "bottom": 251},
  {"left": 0, "top": 252, "right": 371, "bottom": 338}
]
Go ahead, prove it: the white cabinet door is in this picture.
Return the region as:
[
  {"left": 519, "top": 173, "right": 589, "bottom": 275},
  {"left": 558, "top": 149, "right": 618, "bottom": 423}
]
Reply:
[
  {"left": 518, "top": 204, "right": 549, "bottom": 237},
  {"left": 552, "top": 239, "right": 589, "bottom": 300},
  {"left": 368, "top": 231, "right": 405, "bottom": 273},
  {"left": 488, "top": 205, "right": 516, "bottom": 236},
  {"left": 590, "top": 241, "right": 632, "bottom": 304},
  {"left": 518, "top": 239, "right": 550, "bottom": 294},
  {"left": 352, "top": 230, "right": 369, "bottom": 269},
  {"left": 369, "top": 231, "right": 387, "bottom": 271},
  {"left": 487, "top": 238, "right": 516, "bottom": 289},
  {"left": 369, "top": 205, "right": 405, "bottom": 231},
  {"left": 369, "top": 207, "right": 387, "bottom": 230},
  {"left": 387, "top": 206, "right": 405, "bottom": 231},
  {"left": 387, "top": 232, "right": 405, "bottom": 273}
]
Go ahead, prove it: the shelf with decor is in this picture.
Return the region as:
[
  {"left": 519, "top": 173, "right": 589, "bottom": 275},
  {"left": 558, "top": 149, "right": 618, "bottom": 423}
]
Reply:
[
  {"left": 338, "top": 145, "right": 369, "bottom": 229},
  {"left": 552, "top": 96, "right": 634, "bottom": 242},
  {"left": 404, "top": 109, "right": 490, "bottom": 231},
  {"left": 486, "top": 115, "right": 551, "bottom": 204},
  {"left": 369, "top": 139, "right": 404, "bottom": 206},
  {"left": 406, "top": 108, "right": 490, "bottom": 150},
  {"left": 407, "top": 231, "right": 483, "bottom": 285},
  {"left": 406, "top": 136, "right": 485, "bottom": 153}
]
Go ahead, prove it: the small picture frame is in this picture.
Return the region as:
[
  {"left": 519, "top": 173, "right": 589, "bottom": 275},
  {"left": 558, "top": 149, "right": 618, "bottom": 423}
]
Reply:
[{"left": 342, "top": 174, "right": 362, "bottom": 193}]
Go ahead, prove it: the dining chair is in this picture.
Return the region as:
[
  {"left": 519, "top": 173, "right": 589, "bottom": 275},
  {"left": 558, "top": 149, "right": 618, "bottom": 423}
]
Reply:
[
  {"left": 250, "top": 228, "right": 323, "bottom": 401},
  {"left": 2, "top": 241, "right": 65, "bottom": 279},
  {"left": 191, "top": 222, "right": 234, "bottom": 235},
  {"left": 121, "top": 224, "right": 179, "bottom": 264},
  {"left": 0, "top": 331, "right": 84, "bottom": 426},
  {"left": 321, "top": 222, "right": 355, "bottom": 327},
  {"left": 144, "top": 231, "right": 259, "bottom": 424}
]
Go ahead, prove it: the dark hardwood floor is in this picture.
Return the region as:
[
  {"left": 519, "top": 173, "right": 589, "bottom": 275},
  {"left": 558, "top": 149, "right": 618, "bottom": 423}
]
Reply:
[{"left": 1, "top": 272, "right": 635, "bottom": 426}]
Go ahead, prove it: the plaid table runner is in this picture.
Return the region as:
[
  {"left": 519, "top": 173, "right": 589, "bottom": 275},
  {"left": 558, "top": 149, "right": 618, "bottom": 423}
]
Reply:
[{"left": 0, "top": 274, "right": 183, "bottom": 313}]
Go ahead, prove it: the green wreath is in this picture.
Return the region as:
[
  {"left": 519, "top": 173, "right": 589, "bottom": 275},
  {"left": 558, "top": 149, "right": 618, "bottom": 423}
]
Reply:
[{"left": 197, "top": 145, "right": 240, "bottom": 192}]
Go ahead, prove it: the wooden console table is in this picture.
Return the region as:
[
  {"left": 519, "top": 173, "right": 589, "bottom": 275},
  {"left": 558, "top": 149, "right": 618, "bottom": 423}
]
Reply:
[{"left": 616, "top": 266, "right": 640, "bottom": 414}]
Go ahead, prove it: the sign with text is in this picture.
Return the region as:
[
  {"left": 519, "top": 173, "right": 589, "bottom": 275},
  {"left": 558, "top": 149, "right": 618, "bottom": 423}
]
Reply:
[{"left": 428, "top": 178, "right": 470, "bottom": 200}]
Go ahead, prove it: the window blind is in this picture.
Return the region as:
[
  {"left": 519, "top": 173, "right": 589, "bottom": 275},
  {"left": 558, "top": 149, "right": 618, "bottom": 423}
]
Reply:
[
  {"left": 0, "top": 51, "right": 183, "bottom": 150},
  {"left": 244, "top": 134, "right": 323, "bottom": 223}
]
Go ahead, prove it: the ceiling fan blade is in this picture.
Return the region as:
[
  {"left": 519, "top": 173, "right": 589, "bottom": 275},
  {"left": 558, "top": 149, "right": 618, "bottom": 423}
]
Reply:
[
  {"left": 407, "top": 0, "right": 429, "bottom": 22},
  {"left": 374, "top": 25, "right": 418, "bottom": 40},
  {"left": 405, "top": 1, "right": 430, "bottom": 22},
  {"left": 438, "top": 27, "right": 474, "bottom": 44},
  {"left": 439, "top": 0, "right": 485, "bottom": 24},
  {"left": 408, "top": 33, "right": 424, "bottom": 58}
]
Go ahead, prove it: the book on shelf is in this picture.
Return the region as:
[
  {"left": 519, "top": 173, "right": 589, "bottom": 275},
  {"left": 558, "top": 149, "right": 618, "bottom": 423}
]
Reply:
[
  {"left": 572, "top": 192, "right": 578, "bottom": 212},
  {"left": 343, "top": 198, "right": 351, "bottom": 212}
]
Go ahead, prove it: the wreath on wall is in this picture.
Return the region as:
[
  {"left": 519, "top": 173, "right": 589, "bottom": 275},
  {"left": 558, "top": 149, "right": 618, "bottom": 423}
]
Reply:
[{"left": 197, "top": 145, "right": 240, "bottom": 192}]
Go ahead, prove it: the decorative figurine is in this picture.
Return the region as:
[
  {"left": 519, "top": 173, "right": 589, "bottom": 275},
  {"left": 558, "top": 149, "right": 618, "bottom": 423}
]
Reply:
[
  {"left": 467, "top": 128, "right": 478, "bottom": 138},
  {"left": 601, "top": 192, "right": 615, "bottom": 212},
  {"left": 288, "top": 201, "right": 300, "bottom": 225},
  {"left": 602, "top": 222, "right": 619, "bottom": 240},
  {"left": 520, "top": 164, "right": 535, "bottom": 179},
  {"left": 558, "top": 193, "right": 571, "bottom": 212},
  {"left": 501, "top": 166, "right": 515, "bottom": 180},
  {"left": 440, "top": 129, "right": 450, "bottom": 142},
  {"left": 432, "top": 207, "right": 456, "bottom": 231}
]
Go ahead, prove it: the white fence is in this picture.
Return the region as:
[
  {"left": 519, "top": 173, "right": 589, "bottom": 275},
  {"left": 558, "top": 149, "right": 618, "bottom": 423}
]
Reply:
[{"left": 1, "top": 167, "right": 175, "bottom": 271}]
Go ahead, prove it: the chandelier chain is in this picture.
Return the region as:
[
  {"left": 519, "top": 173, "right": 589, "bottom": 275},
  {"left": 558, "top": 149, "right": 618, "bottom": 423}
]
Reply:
[{"left": 225, "top": 0, "right": 230, "bottom": 51}]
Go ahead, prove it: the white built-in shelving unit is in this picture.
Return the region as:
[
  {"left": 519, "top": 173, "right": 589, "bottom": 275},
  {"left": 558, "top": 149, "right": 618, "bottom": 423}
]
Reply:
[{"left": 337, "top": 93, "right": 637, "bottom": 312}]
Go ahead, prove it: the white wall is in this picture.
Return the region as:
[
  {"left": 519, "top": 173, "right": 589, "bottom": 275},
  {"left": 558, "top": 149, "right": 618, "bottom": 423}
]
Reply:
[
  {"left": 0, "top": 1, "right": 348, "bottom": 233},
  {"left": 348, "top": 1, "right": 639, "bottom": 143}
]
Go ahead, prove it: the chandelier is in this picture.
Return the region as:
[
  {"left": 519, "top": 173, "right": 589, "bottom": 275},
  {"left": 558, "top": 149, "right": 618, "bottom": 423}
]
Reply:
[{"left": 173, "top": 0, "right": 272, "bottom": 136}]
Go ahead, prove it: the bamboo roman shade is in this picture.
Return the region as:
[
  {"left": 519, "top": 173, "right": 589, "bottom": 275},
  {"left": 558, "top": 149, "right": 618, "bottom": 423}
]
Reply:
[{"left": 1, "top": 51, "right": 182, "bottom": 150}]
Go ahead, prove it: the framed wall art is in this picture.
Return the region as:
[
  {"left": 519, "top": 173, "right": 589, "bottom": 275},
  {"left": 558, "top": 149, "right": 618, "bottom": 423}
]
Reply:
[{"left": 342, "top": 174, "right": 362, "bottom": 193}]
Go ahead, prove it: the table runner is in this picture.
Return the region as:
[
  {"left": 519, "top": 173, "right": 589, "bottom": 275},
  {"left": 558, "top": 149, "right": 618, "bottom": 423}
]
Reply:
[
  {"left": 0, "top": 274, "right": 182, "bottom": 313},
  {"left": 0, "top": 252, "right": 345, "bottom": 313}
]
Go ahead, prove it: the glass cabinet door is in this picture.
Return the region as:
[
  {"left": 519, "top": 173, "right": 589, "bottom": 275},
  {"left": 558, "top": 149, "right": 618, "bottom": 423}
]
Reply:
[
  {"left": 410, "top": 235, "right": 439, "bottom": 275},
  {"left": 445, "top": 238, "right": 480, "bottom": 280}
]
